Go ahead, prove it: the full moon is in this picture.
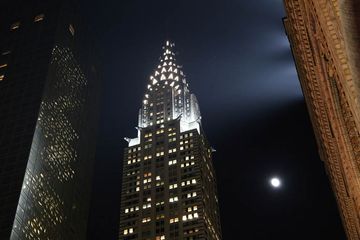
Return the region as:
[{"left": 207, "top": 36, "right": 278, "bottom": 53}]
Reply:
[{"left": 270, "top": 177, "right": 281, "bottom": 188}]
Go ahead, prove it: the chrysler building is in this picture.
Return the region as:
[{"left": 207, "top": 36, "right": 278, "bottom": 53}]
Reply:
[{"left": 119, "top": 41, "right": 222, "bottom": 240}]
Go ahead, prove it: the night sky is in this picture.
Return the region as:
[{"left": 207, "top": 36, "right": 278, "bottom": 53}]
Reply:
[{"left": 83, "top": 0, "right": 347, "bottom": 239}]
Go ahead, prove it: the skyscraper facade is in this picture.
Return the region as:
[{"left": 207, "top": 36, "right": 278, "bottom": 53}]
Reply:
[
  {"left": 0, "top": 0, "right": 100, "bottom": 239},
  {"left": 283, "top": 0, "right": 360, "bottom": 239},
  {"left": 119, "top": 41, "right": 222, "bottom": 240}
]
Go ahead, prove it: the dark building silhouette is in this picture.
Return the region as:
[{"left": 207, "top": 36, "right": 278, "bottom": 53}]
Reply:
[
  {"left": 0, "top": 0, "right": 100, "bottom": 239},
  {"left": 119, "top": 41, "right": 222, "bottom": 240}
]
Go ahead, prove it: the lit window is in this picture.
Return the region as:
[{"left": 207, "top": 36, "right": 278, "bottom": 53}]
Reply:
[
  {"left": 170, "top": 217, "right": 179, "bottom": 224},
  {"left": 156, "top": 201, "right": 165, "bottom": 206},
  {"left": 11, "top": 22, "right": 20, "bottom": 30},
  {"left": 156, "top": 151, "right": 164, "bottom": 157},
  {"left": 124, "top": 228, "right": 133, "bottom": 235},
  {"left": 156, "top": 181, "right": 164, "bottom": 187},
  {"left": 156, "top": 129, "right": 164, "bottom": 135},
  {"left": 187, "top": 192, "right": 197, "bottom": 198},
  {"left": 34, "top": 14, "right": 45, "bottom": 22},
  {"left": 169, "top": 184, "right": 178, "bottom": 189},
  {"left": 182, "top": 213, "right": 198, "bottom": 222},
  {"left": 0, "top": 75, "right": 4, "bottom": 81},
  {"left": 169, "top": 159, "right": 177, "bottom": 165},
  {"left": 143, "top": 178, "right": 151, "bottom": 184},
  {"left": 144, "top": 155, "right": 152, "bottom": 160},
  {"left": 169, "top": 196, "right": 178, "bottom": 203},
  {"left": 168, "top": 148, "right": 176, "bottom": 153},
  {"left": 69, "top": 24, "right": 75, "bottom": 36},
  {"left": 143, "top": 203, "right": 151, "bottom": 209},
  {"left": 187, "top": 206, "right": 198, "bottom": 212},
  {"left": 0, "top": 64, "right": 7, "bottom": 69}
]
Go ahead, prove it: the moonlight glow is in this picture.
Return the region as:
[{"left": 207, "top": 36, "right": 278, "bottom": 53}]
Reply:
[{"left": 270, "top": 177, "right": 281, "bottom": 188}]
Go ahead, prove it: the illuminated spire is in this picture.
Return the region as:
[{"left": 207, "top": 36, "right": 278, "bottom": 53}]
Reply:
[
  {"left": 127, "top": 41, "right": 201, "bottom": 146},
  {"left": 147, "top": 40, "right": 187, "bottom": 89}
]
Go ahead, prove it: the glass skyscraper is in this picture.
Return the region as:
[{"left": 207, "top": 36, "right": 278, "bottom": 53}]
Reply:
[{"left": 0, "top": 1, "right": 100, "bottom": 239}]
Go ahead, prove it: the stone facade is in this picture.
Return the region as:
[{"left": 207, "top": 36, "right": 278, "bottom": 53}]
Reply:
[{"left": 283, "top": 0, "right": 360, "bottom": 239}]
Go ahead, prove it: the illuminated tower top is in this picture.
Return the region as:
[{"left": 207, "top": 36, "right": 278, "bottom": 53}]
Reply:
[
  {"left": 127, "top": 41, "right": 201, "bottom": 146},
  {"left": 120, "top": 40, "right": 222, "bottom": 240}
]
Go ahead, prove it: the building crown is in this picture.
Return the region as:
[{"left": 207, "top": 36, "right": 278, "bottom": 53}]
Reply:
[{"left": 127, "top": 41, "right": 202, "bottom": 146}]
